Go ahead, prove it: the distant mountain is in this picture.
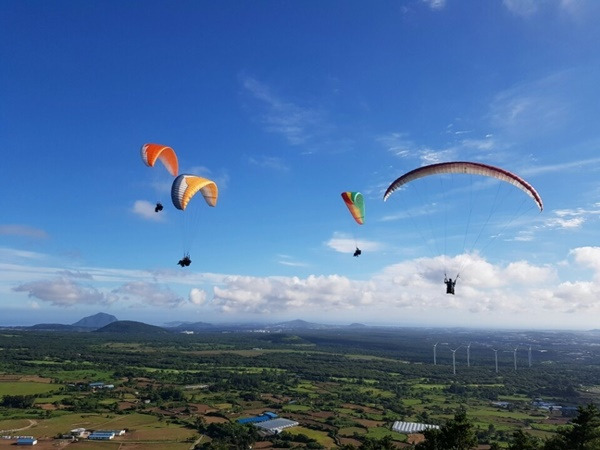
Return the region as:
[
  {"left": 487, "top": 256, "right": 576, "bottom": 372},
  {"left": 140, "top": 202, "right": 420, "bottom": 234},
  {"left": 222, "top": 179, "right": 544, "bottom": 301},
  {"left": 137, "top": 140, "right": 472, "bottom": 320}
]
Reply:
[
  {"left": 94, "top": 320, "right": 169, "bottom": 334},
  {"left": 164, "top": 321, "right": 193, "bottom": 328},
  {"left": 347, "top": 323, "right": 367, "bottom": 328},
  {"left": 72, "top": 312, "right": 118, "bottom": 329},
  {"left": 271, "top": 319, "right": 329, "bottom": 330}
]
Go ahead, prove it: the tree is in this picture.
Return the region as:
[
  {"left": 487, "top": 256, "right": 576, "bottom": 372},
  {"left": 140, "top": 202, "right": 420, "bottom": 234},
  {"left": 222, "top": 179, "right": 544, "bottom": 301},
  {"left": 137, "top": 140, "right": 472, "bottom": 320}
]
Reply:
[
  {"left": 542, "top": 404, "right": 600, "bottom": 450},
  {"left": 416, "top": 408, "right": 478, "bottom": 450},
  {"left": 507, "top": 429, "right": 542, "bottom": 450}
]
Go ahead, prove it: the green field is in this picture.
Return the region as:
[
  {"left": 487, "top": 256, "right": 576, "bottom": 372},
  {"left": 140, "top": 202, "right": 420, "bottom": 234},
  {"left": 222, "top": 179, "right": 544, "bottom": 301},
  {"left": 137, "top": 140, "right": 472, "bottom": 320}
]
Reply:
[{"left": 0, "top": 381, "right": 58, "bottom": 397}]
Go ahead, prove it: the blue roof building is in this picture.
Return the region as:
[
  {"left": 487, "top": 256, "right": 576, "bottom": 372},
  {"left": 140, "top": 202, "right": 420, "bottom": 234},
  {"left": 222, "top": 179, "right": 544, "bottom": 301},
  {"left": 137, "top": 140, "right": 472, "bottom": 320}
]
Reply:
[
  {"left": 16, "top": 437, "right": 37, "bottom": 445},
  {"left": 237, "top": 412, "right": 279, "bottom": 424}
]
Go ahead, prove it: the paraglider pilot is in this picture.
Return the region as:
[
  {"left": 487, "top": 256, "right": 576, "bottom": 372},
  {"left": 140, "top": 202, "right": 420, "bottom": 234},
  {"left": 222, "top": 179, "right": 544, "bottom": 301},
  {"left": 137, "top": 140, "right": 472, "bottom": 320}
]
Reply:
[
  {"left": 155, "top": 202, "right": 163, "bottom": 213},
  {"left": 444, "top": 275, "right": 458, "bottom": 295},
  {"left": 353, "top": 247, "right": 362, "bottom": 257},
  {"left": 177, "top": 254, "right": 192, "bottom": 267}
]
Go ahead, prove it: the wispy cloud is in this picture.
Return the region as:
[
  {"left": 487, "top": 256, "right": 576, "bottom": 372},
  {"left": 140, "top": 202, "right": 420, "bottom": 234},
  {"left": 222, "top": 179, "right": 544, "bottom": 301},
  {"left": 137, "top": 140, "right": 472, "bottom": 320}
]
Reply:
[
  {"left": 422, "top": 0, "right": 446, "bottom": 10},
  {"left": 379, "top": 131, "right": 499, "bottom": 167},
  {"left": 520, "top": 156, "right": 600, "bottom": 176},
  {"left": 247, "top": 155, "right": 290, "bottom": 172},
  {"left": 502, "top": 0, "right": 539, "bottom": 17},
  {"left": 277, "top": 255, "right": 308, "bottom": 267},
  {"left": 0, "top": 225, "right": 48, "bottom": 239},
  {"left": 241, "top": 76, "right": 326, "bottom": 146},
  {"left": 503, "top": 0, "right": 596, "bottom": 18},
  {"left": 543, "top": 206, "right": 600, "bottom": 230},
  {"left": 488, "top": 71, "right": 584, "bottom": 141},
  {"left": 0, "top": 247, "right": 47, "bottom": 261}
]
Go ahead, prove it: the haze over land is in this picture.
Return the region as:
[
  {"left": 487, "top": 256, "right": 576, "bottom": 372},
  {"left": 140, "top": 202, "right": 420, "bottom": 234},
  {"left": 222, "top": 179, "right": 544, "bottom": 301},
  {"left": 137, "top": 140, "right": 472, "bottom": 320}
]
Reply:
[{"left": 3, "top": 1, "right": 600, "bottom": 329}]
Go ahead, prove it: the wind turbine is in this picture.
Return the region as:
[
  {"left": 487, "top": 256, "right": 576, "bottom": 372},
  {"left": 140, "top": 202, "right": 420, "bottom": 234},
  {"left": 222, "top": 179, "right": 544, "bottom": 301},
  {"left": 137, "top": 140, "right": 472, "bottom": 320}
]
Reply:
[
  {"left": 493, "top": 348, "right": 498, "bottom": 373},
  {"left": 433, "top": 342, "right": 439, "bottom": 366},
  {"left": 450, "top": 346, "right": 462, "bottom": 375},
  {"left": 467, "top": 342, "right": 472, "bottom": 367}
]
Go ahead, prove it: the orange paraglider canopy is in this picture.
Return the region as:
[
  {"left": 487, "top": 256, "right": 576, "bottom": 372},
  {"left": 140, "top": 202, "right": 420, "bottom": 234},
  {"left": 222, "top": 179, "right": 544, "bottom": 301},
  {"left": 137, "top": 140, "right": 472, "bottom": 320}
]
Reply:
[{"left": 141, "top": 143, "right": 179, "bottom": 177}]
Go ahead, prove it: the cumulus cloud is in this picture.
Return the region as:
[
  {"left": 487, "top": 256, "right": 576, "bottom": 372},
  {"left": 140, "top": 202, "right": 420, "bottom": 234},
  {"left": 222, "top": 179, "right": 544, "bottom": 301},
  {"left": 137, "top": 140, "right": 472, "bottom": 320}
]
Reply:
[
  {"left": 0, "top": 225, "right": 48, "bottom": 239},
  {"left": 13, "top": 277, "right": 114, "bottom": 307},
  {"left": 205, "top": 253, "right": 562, "bottom": 318},
  {"left": 569, "top": 247, "right": 600, "bottom": 279},
  {"left": 132, "top": 200, "right": 164, "bottom": 221},
  {"left": 189, "top": 288, "right": 208, "bottom": 305},
  {"left": 212, "top": 274, "right": 377, "bottom": 314}
]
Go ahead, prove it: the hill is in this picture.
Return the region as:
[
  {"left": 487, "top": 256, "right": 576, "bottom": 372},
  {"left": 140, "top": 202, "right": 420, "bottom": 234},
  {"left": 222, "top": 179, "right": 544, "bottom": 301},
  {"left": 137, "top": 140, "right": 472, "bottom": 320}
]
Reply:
[
  {"left": 72, "top": 312, "right": 118, "bottom": 329},
  {"left": 94, "top": 320, "right": 168, "bottom": 334},
  {"left": 170, "top": 321, "right": 214, "bottom": 331}
]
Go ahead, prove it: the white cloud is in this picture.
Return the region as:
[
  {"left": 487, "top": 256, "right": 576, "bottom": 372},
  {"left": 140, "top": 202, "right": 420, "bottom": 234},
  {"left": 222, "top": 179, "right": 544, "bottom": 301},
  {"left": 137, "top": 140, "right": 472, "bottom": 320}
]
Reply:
[
  {"left": 189, "top": 288, "right": 208, "bottom": 306},
  {"left": 277, "top": 255, "right": 308, "bottom": 267},
  {"left": 132, "top": 200, "right": 164, "bottom": 221},
  {"left": 569, "top": 247, "right": 600, "bottom": 279},
  {"left": 0, "top": 247, "right": 46, "bottom": 261},
  {"left": 543, "top": 206, "right": 600, "bottom": 230},
  {"left": 13, "top": 277, "right": 115, "bottom": 307},
  {"left": 326, "top": 233, "right": 382, "bottom": 253},
  {"left": 377, "top": 132, "right": 415, "bottom": 158},
  {"left": 212, "top": 274, "right": 375, "bottom": 314},
  {"left": 112, "top": 281, "right": 183, "bottom": 308}
]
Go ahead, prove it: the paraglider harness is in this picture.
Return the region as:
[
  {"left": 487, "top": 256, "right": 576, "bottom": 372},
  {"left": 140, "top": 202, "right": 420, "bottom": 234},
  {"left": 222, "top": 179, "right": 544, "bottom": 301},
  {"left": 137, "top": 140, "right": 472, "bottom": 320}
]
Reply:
[
  {"left": 178, "top": 254, "right": 192, "bottom": 267},
  {"left": 155, "top": 202, "right": 163, "bottom": 213},
  {"left": 353, "top": 247, "right": 362, "bottom": 257},
  {"left": 444, "top": 273, "right": 459, "bottom": 295}
]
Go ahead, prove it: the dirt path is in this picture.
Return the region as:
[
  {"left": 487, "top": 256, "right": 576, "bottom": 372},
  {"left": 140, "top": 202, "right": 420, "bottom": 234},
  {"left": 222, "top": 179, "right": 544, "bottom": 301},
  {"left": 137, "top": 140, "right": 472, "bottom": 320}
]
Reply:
[
  {"left": 189, "top": 435, "right": 203, "bottom": 449},
  {"left": 0, "top": 419, "right": 37, "bottom": 433}
]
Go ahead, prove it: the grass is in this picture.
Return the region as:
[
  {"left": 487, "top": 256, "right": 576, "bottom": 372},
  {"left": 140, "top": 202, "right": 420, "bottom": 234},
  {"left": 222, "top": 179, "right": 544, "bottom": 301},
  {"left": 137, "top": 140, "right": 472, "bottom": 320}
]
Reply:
[
  {"left": 0, "top": 418, "right": 34, "bottom": 432},
  {"left": 285, "top": 425, "right": 336, "bottom": 447},
  {"left": 338, "top": 426, "right": 367, "bottom": 436},
  {"left": 282, "top": 404, "right": 311, "bottom": 412},
  {"left": 19, "top": 412, "right": 197, "bottom": 441},
  {"left": 365, "top": 426, "right": 404, "bottom": 441},
  {"left": 0, "top": 381, "right": 59, "bottom": 397}
]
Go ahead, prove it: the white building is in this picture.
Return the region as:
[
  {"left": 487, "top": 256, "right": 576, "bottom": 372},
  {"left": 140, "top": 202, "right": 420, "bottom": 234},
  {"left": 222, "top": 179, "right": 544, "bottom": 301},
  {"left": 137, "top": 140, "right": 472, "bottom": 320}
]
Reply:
[
  {"left": 254, "top": 418, "right": 299, "bottom": 434},
  {"left": 392, "top": 421, "right": 440, "bottom": 434}
]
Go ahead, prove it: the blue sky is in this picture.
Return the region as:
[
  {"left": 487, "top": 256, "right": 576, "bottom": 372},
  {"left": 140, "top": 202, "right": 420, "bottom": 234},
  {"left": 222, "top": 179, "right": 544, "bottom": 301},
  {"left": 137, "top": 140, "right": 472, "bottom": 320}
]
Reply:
[{"left": 2, "top": 0, "right": 600, "bottom": 329}]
